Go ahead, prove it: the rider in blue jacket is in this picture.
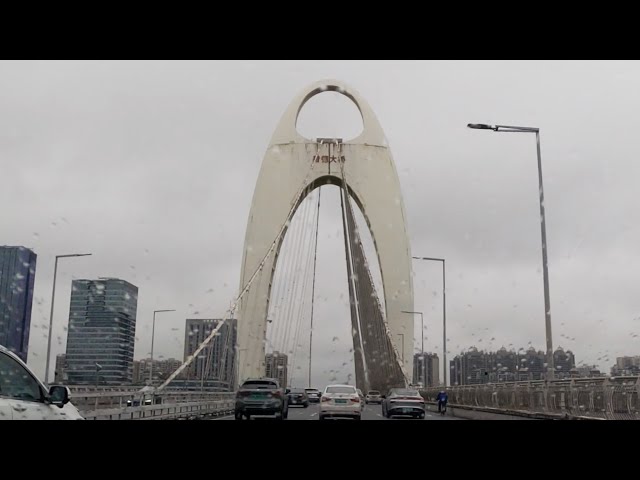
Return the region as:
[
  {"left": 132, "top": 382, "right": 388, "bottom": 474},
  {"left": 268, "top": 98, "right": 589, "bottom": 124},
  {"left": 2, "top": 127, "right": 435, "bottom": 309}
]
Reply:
[{"left": 436, "top": 390, "right": 448, "bottom": 413}]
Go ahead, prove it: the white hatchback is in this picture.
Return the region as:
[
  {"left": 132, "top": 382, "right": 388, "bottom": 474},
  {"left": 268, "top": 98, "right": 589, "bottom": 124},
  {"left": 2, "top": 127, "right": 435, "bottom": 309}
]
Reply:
[
  {"left": 319, "top": 384, "right": 361, "bottom": 420},
  {"left": 0, "top": 346, "right": 84, "bottom": 420}
]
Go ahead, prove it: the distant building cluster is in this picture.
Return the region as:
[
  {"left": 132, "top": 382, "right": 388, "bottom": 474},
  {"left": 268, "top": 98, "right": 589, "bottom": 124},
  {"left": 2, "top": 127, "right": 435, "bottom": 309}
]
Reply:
[
  {"left": 611, "top": 356, "right": 640, "bottom": 376},
  {"left": 132, "top": 357, "right": 184, "bottom": 384},
  {"left": 449, "top": 346, "right": 577, "bottom": 385},
  {"left": 183, "top": 318, "right": 237, "bottom": 390},
  {"left": 55, "top": 314, "right": 238, "bottom": 390},
  {"left": 8, "top": 242, "right": 640, "bottom": 391},
  {"left": 413, "top": 352, "right": 439, "bottom": 387}
]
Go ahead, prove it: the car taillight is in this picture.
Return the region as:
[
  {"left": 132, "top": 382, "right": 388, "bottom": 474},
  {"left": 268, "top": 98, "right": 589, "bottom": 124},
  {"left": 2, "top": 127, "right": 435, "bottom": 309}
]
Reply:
[
  {"left": 321, "top": 396, "right": 331, "bottom": 402},
  {"left": 351, "top": 397, "right": 360, "bottom": 403},
  {"left": 272, "top": 391, "right": 281, "bottom": 398},
  {"left": 237, "top": 391, "right": 250, "bottom": 397}
]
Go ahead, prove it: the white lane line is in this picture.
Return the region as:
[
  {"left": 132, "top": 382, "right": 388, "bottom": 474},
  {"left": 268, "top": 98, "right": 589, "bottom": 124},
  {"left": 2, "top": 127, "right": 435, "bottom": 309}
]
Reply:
[{"left": 310, "top": 412, "right": 318, "bottom": 417}]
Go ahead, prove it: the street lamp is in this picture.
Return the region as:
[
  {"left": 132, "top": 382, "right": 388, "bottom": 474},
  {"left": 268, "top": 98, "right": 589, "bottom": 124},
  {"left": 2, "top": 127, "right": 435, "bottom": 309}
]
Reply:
[
  {"left": 412, "top": 256, "right": 447, "bottom": 385},
  {"left": 467, "top": 122, "right": 554, "bottom": 379},
  {"left": 401, "top": 310, "right": 424, "bottom": 354},
  {"left": 45, "top": 253, "right": 92, "bottom": 384},
  {"left": 95, "top": 362, "right": 102, "bottom": 389},
  {"left": 150, "top": 309, "right": 176, "bottom": 384}
]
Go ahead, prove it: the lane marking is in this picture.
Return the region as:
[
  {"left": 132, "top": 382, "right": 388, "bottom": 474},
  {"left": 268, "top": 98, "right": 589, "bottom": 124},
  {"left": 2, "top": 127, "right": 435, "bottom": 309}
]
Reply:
[{"left": 212, "top": 414, "right": 234, "bottom": 420}]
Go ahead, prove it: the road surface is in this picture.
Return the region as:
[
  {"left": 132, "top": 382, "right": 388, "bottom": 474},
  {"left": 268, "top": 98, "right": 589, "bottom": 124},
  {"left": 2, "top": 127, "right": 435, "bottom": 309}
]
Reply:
[{"left": 213, "top": 403, "right": 463, "bottom": 420}]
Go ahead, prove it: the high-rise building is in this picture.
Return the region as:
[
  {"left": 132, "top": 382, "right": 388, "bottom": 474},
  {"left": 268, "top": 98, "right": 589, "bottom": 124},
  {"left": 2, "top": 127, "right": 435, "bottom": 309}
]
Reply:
[
  {"left": 265, "top": 351, "right": 288, "bottom": 387},
  {"left": 54, "top": 353, "right": 67, "bottom": 383},
  {"left": 494, "top": 347, "right": 518, "bottom": 382},
  {"left": 0, "top": 246, "right": 37, "bottom": 362},
  {"left": 450, "top": 347, "right": 493, "bottom": 385},
  {"left": 449, "top": 346, "right": 574, "bottom": 385},
  {"left": 553, "top": 347, "right": 576, "bottom": 378},
  {"left": 183, "top": 318, "right": 237, "bottom": 389},
  {"left": 65, "top": 278, "right": 138, "bottom": 385},
  {"left": 521, "top": 347, "right": 546, "bottom": 380},
  {"left": 611, "top": 356, "right": 640, "bottom": 376},
  {"left": 132, "top": 359, "right": 142, "bottom": 384},
  {"left": 413, "top": 352, "right": 439, "bottom": 387}
]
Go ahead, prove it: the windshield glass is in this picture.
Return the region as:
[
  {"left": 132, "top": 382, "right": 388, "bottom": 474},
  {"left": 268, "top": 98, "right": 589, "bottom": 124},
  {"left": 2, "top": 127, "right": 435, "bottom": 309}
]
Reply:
[{"left": 3, "top": 60, "right": 635, "bottom": 422}]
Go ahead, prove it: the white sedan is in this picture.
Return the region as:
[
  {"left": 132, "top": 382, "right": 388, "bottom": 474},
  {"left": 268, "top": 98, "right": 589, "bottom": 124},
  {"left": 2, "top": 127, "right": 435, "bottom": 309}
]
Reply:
[
  {"left": 0, "top": 345, "right": 83, "bottom": 420},
  {"left": 319, "top": 384, "right": 361, "bottom": 420}
]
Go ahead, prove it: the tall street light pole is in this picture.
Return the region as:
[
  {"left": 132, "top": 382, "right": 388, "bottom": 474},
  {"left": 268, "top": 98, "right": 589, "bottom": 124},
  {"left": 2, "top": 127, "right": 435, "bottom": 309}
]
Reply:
[
  {"left": 150, "top": 309, "right": 176, "bottom": 385},
  {"left": 467, "top": 123, "right": 554, "bottom": 379},
  {"left": 412, "top": 256, "right": 447, "bottom": 386},
  {"left": 45, "top": 253, "right": 92, "bottom": 384},
  {"left": 402, "top": 310, "right": 424, "bottom": 386}
]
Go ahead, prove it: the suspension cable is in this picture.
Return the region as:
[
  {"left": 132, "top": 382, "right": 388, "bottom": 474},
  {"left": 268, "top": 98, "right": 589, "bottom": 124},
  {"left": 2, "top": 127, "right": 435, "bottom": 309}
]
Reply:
[
  {"left": 157, "top": 141, "right": 323, "bottom": 391},
  {"left": 307, "top": 187, "right": 321, "bottom": 387}
]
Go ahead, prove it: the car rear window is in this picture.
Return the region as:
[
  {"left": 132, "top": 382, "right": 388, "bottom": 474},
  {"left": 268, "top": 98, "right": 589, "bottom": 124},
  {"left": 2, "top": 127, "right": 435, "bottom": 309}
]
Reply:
[
  {"left": 392, "top": 389, "right": 420, "bottom": 396},
  {"left": 242, "top": 381, "right": 277, "bottom": 389},
  {"left": 326, "top": 386, "right": 356, "bottom": 394},
  {"left": 368, "top": 391, "right": 380, "bottom": 395}
]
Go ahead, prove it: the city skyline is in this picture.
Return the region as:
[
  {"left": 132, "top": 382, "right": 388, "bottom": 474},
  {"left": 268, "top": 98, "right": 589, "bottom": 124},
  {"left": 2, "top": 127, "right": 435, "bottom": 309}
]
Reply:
[
  {"left": 3, "top": 61, "right": 640, "bottom": 388},
  {"left": 3, "top": 242, "right": 634, "bottom": 386}
]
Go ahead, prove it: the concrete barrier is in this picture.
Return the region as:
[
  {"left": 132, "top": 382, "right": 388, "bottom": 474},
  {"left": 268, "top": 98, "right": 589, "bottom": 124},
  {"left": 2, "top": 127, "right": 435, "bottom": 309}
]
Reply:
[{"left": 424, "top": 402, "right": 600, "bottom": 420}]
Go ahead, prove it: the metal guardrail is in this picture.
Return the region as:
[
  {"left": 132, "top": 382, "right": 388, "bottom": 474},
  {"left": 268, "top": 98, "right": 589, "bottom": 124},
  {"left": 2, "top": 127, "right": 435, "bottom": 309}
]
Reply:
[
  {"left": 422, "top": 377, "right": 640, "bottom": 420},
  {"left": 68, "top": 387, "right": 236, "bottom": 417},
  {"left": 81, "top": 399, "right": 234, "bottom": 420}
]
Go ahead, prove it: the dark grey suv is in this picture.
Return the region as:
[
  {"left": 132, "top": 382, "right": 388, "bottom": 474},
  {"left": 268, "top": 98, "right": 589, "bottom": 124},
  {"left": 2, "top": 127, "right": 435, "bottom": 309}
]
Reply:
[{"left": 235, "top": 378, "right": 289, "bottom": 420}]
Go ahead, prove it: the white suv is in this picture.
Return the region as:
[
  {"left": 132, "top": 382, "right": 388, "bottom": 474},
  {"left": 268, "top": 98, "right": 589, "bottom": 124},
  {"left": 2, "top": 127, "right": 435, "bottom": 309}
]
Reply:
[
  {"left": 319, "top": 384, "right": 361, "bottom": 420},
  {"left": 0, "top": 346, "right": 83, "bottom": 420}
]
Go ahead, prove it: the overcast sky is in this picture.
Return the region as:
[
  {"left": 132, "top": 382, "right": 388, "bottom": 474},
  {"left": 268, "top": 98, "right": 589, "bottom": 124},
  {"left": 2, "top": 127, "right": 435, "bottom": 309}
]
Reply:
[{"left": 2, "top": 60, "right": 640, "bottom": 387}]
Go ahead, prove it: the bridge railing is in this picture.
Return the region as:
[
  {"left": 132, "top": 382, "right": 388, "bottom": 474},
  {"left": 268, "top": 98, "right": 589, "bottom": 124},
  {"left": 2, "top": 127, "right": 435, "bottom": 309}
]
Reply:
[
  {"left": 69, "top": 388, "right": 235, "bottom": 414},
  {"left": 422, "top": 377, "right": 640, "bottom": 420},
  {"left": 80, "top": 398, "right": 235, "bottom": 420}
]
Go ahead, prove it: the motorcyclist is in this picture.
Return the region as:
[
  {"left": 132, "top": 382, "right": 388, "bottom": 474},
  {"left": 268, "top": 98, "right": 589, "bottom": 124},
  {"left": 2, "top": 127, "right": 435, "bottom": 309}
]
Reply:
[{"left": 435, "top": 389, "right": 448, "bottom": 414}]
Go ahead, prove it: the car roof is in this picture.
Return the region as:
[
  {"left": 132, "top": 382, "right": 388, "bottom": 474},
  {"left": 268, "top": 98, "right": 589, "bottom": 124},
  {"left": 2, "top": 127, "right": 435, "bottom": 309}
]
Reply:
[
  {"left": 0, "top": 345, "right": 27, "bottom": 365},
  {"left": 0, "top": 345, "right": 48, "bottom": 390}
]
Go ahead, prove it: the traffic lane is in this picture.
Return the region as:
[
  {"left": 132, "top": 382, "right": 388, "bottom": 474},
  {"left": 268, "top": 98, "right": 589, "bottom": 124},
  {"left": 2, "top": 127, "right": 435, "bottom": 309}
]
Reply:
[
  {"left": 361, "top": 403, "right": 463, "bottom": 420},
  {"left": 290, "top": 403, "right": 463, "bottom": 420},
  {"left": 212, "top": 403, "right": 319, "bottom": 420},
  {"left": 213, "top": 403, "right": 463, "bottom": 420},
  {"left": 214, "top": 403, "right": 462, "bottom": 420}
]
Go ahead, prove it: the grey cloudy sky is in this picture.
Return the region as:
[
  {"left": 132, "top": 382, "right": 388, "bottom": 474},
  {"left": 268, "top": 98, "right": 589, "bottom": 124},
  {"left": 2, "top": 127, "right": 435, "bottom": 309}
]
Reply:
[{"left": 2, "top": 60, "right": 640, "bottom": 387}]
